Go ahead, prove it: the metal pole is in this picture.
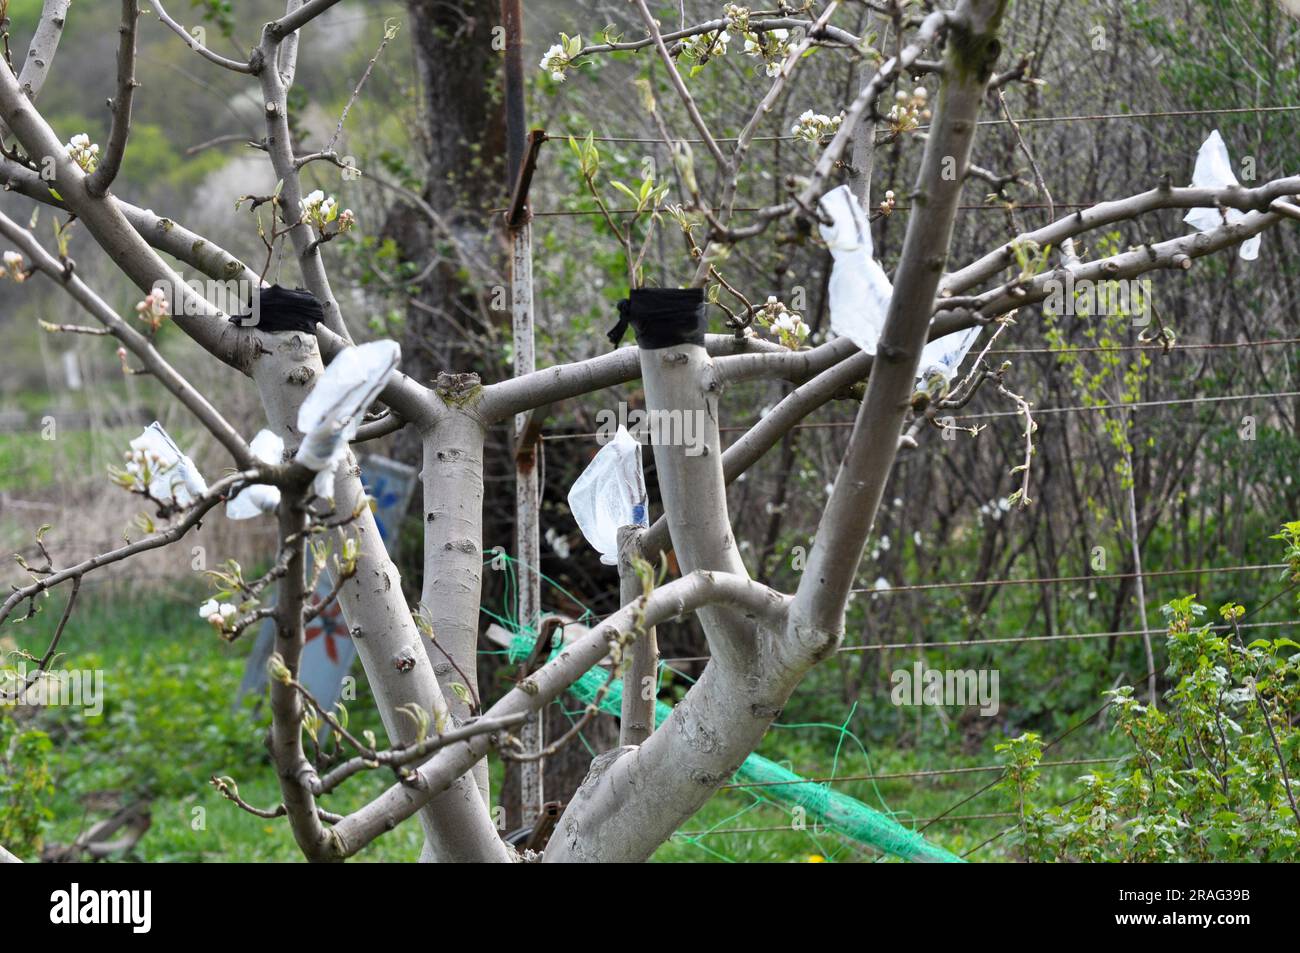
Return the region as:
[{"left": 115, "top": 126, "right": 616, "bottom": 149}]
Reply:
[
  {"left": 502, "top": 0, "right": 526, "bottom": 186},
  {"left": 513, "top": 224, "right": 542, "bottom": 825},
  {"left": 502, "top": 0, "right": 543, "bottom": 827}
]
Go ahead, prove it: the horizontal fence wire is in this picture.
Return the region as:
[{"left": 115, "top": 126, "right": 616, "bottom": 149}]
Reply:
[
  {"left": 496, "top": 202, "right": 1095, "bottom": 217},
  {"left": 984, "top": 337, "right": 1300, "bottom": 356},
  {"left": 957, "top": 390, "right": 1300, "bottom": 421},
  {"left": 565, "top": 104, "right": 1300, "bottom": 145},
  {"left": 847, "top": 562, "right": 1289, "bottom": 595},
  {"left": 538, "top": 389, "right": 1300, "bottom": 442},
  {"left": 838, "top": 618, "right": 1300, "bottom": 652},
  {"left": 597, "top": 568, "right": 1290, "bottom": 649},
  {"left": 678, "top": 813, "right": 1020, "bottom": 837},
  {"left": 720, "top": 757, "right": 1120, "bottom": 789},
  {"left": 659, "top": 618, "right": 1300, "bottom": 666},
  {"left": 569, "top": 104, "right": 1300, "bottom": 144}
]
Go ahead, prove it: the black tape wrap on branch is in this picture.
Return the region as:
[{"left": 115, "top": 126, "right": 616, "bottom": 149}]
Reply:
[
  {"left": 607, "top": 288, "right": 707, "bottom": 350},
  {"left": 230, "top": 285, "right": 326, "bottom": 333}
]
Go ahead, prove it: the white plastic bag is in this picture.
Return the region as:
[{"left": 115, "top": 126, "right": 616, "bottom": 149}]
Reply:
[
  {"left": 818, "top": 184, "right": 893, "bottom": 355},
  {"left": 918, "top": 324, "right": 982, "bottom": 383},
  {"left": 567, "top": 426, "right": 648, "bottom": 566},
  {"left": 1184, "top": 129, "right": 1260, "bottom": 261},
  {"left": 295, "top": 340, "right": 401, "bottom": 500},
  {"left": 819, "top": 184, "right": 980, "bottom": 382},
  {"left": 227, "top": 429, "right": 284, "bottom": 520},
  {"left": 127, "top": 422, "right": 207, "bottom": 507}
]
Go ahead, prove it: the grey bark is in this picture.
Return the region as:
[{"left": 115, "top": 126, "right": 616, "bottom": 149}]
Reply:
[
  {"left": 617, "top": 526, "right": 657, "bottom": 747},
  {"left": 792, "top": 0, "right": 1010, "bottom": 636},
  {"left": 251, "top": 332, "right": 508, "bottom": 862},
  {"left": 328, "top": 570, "right": 782, "bottom": 857},
  {"left": 420, "top": 381, "right": 493, "bottom": 805}
]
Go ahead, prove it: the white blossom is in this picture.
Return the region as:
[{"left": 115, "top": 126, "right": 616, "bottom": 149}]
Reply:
[
  {"left": 65, "top": 133, "right": 100, "bottom": 173},
  {"left": 741, "top": 28, "right": 789, "bottom": 76},
  {"left": 300, "top": 189, "right": 342, "bottom": 231},
  {"left": 0, "top": 250, "right": 26, "bottom": 282},
  {"left": 723, "top": 4, "right": 750, "bottom": 32},
  {"left": 791, "top": 109, "right": 843, "bottom": 143},
  {"left": 885, "top": 87, "right": 931, "bottom": 132},
  {"left": 681, "top": 29, "right": 729, "bottom": 65},
  {"left": 545, "top": 526, "right": 572, "bottom": 560},
  {"left": 539, "top": 33, "right": 582, "bottom": 82},
  {"left": 199, "top": 598, "right": 238, "bottom": 628},
  {"left": 755, "top": 296, "right": 808, "bottom": 350}
]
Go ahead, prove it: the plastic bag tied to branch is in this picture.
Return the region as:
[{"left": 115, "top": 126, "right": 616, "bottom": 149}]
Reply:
[
  {"left": 227, "top": 429, "right": 284, "bottom": 520},
  {"left": 294, "top": 340, "right": 401, "bottom": 500},
  {"left": 818, "top": 184, "right": 980, "bottom": 382},
  {"left": 567, "top": 425, "right": 648, "bottom": 565},
  {"left": 1184, "top": 129, "right": 1261, "bottom": 262},
  {"left": 126, "top": 422, "right": 208, "bottom": 507}
]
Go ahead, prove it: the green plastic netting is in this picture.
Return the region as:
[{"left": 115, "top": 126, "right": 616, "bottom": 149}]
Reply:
[{"left": 506, "top": 630, "right": 962, "bottom": 863}]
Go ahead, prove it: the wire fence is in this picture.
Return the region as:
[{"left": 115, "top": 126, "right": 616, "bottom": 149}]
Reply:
[
  {"left": 506, "top": 47, "right": 1300, "bottom": 865},
  {"left": 538, "top": 387, "right": 1300, "bottom": 443},
  {"left": 660, "top": 618, "right": 1300, "bottom": 666},
  {"left": 564, "top": 104, "right": 1300, "bottom": 144}
]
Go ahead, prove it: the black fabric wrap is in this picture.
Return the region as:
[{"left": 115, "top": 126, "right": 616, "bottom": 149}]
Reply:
[
  {"left": 607, "top": 287, "right": 707, "bottom": 349},
  {"left": 230, "top": 285, "right": 326, "bottom": 332}
]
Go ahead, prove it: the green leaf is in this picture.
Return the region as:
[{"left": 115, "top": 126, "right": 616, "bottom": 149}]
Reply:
[{"left": 610, "top": 180, "right": 638, "bottom": 203}]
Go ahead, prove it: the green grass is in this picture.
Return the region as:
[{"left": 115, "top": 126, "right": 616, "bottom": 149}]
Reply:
[
  {"left": 3, "top": 585, "right": 1116, "bottom": 863},
  {"left": 5, "top": 587, "right": 423, "bottom": 862},
  {"left": 0, "top": 425, "right": 163, "bottom": 494}
]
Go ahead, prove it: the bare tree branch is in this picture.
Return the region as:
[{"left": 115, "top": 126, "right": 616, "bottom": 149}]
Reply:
[
  {"left": 0, "top": 471, "right": 258, "bottom": 627},
  {"left": 327, "top": 570, "right": 784, "bottom": 857},
  {"left": 16, "top": 0, "right": 72, "bottom": 99},
  {"left": 87, "top": 0, "right": 140, "bottom": 196},
  {"left": 267, "top": 0, "right": 346, "bottom": 41},
  {"left": 0, "top": 210, "right": 256, "bottom": 466},
  {"left": 631, "top": 0, "right": 727, "bottom": 168},
  {"left": 791, "top": 0, "right": 1008, "bottom": 635},
  {"left": 146, "top": 0, "right": 254, "bottom": 74}
]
